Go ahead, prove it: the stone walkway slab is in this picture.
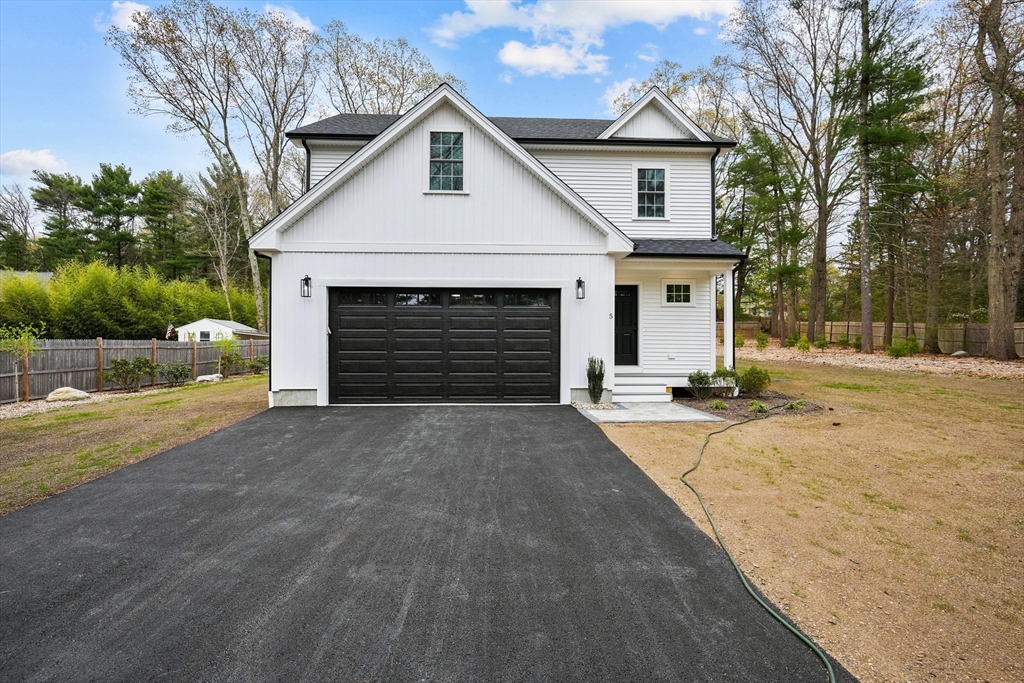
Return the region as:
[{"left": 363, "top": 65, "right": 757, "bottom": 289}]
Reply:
[{"left": 578, "top": 401, "right": 723, "bottom": 423}]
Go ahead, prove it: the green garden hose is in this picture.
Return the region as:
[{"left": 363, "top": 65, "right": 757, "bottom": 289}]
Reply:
[{"left": 679, "top": 408, "right": 837, "bottom": 683}]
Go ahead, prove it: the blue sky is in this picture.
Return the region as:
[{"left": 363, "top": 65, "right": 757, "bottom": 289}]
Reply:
[{"left": 0, "top": 0, "right": 735, "bottom": 187}]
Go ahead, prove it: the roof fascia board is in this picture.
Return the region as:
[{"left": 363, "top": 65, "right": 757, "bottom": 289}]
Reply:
[
  {"left": 521, "top": 142, "right": 733, "bottom": 154},
  {"left": 252, "top": 85, "right": 633, "bottom": 254},
  {"left": 598, "top": 88, "right": 712, "bottom": 143}
]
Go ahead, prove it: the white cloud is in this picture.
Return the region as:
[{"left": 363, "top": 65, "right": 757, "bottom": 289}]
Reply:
[
  {"left": 693, "top": 26, "right": 710, "bottom": 35},
  {"left": 500, "top": 71, "right": 514, "bottom": 84},
  {"left": 0, "top": 149, "right": 69, "bottom": 179},
  {"left": 264, "top": 3, "right": 316, "bottom": 32},
  {"left": 498, "top": 40, "right": 608, "bottom": 77},
  {"left": 432, "top": 1, "right": 736, "bottom": 77},
  {"left": 636, "top": 42, "right": 659, "bottom": 62},
  {"left": 94, "top": 1, "right": 149, "bottom": 32},
  {"left": 600, "top": 78, "right": 636, "bottom": 115}
]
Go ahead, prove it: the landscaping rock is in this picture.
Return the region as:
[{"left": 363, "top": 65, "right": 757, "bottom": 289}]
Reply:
[
  {"left": 195, "top": 373, "right": 223, "bottom": 383},
  {"left": 45, "top": 387, "right": 90, "bottom": 402},
  {"left": 951, "top": 350, "right": 970, "bottom": 358}
]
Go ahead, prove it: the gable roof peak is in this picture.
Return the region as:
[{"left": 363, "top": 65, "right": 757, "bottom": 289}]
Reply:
[{"left": 599, "top": 87, "right": 712, "bottom": 143}]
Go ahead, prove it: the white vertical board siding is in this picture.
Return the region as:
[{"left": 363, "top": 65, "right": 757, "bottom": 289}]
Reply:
[
  {"left": 611, "top": 105, "right": 689, "bottom": 139},
  {"left": 270, "top": 251, "right": 615, "bottom": 405},
  {"left": 285, "top": 105, "right": 605, "bottom": 250},
  {"left": 308, "top": 146, "right": 356, "bottom": 185},
  {"left": 531, "top": 150, "right": 711, "bottom": 240},
  {"left": 615, "top": 264, "right": 714, "bottom": 376}
]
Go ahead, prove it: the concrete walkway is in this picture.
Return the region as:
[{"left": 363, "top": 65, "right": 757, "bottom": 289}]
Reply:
[
  {"left": 0, "top": 406, "right": 852, "bottom": 682},
  {"left": 578, "top": 401, "right": 723, "bottom": 423}
]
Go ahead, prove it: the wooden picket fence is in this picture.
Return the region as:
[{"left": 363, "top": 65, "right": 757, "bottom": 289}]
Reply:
[{"left": 0, "top": 338, "right": 269, "bottom": 404}]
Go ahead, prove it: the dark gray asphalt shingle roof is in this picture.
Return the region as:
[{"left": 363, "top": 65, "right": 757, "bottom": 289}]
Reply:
[
  {"left": 629, "top": 239, "right": 745, "bottom": 258},
  {"left": 288, "top": 113, "right": 734, "bottom": 144}
]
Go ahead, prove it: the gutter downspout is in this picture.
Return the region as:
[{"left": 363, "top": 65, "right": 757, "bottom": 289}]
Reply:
[
  {"left": 301, "top": 138, "right": 311, "bottom": 193},
  {"left": 710, "top": 146, "right": 722, "bottom": 241}
]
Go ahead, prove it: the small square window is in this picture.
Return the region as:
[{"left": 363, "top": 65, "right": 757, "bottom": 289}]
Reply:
[
  {"left": 664, "top": 282, "right": 692, "bottom": 306},
  {"left": 429, "top": 132, "right": 463, "bottom": 191},
  {"left": 199, "top": 331, "right": 211, "bottom": 341}
]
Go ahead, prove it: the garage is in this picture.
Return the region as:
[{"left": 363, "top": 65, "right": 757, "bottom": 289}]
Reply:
[{"left": 328, "top": 288, "right": 560, "bottom": 403}]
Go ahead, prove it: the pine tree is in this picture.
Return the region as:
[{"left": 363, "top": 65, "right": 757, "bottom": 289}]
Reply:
[
  {"left": 31, "top": 171, "right": 91, "bottom": 268},
  {"left": 77, "top": 164, "right": 141, "bottom": 270},
  {"left": 139, "top": 171, "right": 201, "bottom": 280}
]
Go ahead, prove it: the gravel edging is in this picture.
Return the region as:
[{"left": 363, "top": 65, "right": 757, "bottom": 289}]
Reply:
[{"left": 737, "top": 341, "right": 1024, "bottom": 380}]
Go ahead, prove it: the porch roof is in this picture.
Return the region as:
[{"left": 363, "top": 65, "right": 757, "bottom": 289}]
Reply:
[{"left": 627, "top": 239, "right": 745, "bottom": 259}]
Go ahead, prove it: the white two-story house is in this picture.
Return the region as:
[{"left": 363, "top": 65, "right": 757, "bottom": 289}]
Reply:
[{"left": 249, "top": 85, "right": 743, "bottom": 407}]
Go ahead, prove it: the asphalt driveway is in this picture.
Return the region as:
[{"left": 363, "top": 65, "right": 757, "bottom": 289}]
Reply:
[{"left": 0, "top": 406, "right": 854, "bottom": 682}]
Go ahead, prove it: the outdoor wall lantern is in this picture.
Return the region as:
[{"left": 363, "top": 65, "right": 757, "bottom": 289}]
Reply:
[
  {"left": 576, "top": 277, "right": 586, "bottom": 300},
  {"left": 300, "top": 275, "right": 312, "bottom": 298}
]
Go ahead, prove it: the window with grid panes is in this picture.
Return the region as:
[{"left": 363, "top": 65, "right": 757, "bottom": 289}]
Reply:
[
  {"left": 429, "top": 132, "right": 463, "bottom": 190},
  {"left": 637, "top": 168, "right": 665, "bottom": 217}
]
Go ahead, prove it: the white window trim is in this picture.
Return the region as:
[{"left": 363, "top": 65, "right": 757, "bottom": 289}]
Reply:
[
  {"left": 661, "top": 278, "right": 695, "bottom": 307},
  {"left": 632, "top": 162, "right": 669, "bottom": 222},
  {"left": 426, "top": 129, "right": 467, "bottom": 194}
]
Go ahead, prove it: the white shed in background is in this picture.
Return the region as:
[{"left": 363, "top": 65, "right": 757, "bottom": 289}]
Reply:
[{"left": 175, "top": 318, "right": 266, "bottom": 342}]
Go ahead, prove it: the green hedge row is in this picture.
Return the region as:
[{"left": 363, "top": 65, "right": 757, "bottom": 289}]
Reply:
[{"left": 0, "top": 263, "right": 258, "bottom": 339}]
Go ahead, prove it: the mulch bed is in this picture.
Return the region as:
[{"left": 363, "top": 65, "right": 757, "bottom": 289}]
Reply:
[{"left": 675, "top": 389, "right": 825, "bottom": 422}]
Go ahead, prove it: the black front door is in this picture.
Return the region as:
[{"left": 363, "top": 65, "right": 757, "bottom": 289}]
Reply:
[{"left": 614, "top": 285, "right": 638, "bottom": 366}]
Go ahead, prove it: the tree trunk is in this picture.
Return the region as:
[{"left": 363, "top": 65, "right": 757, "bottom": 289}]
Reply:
[
  {"left": 885, "top": 243, "right": 895, "bottom": 347},
  {"left": 976, "top": 0, "right": 1021, "bottom": 359},
  {"left": 925, "top": 208, "right": 945, "bottom": 352},
  {"left": 858, "top": 0, "right": 874, "bottom": 354}
]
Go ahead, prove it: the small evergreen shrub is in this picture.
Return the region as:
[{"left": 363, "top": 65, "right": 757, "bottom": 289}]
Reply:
[
  {"left": 738, "top": 365, "right": 772, "bottom": 397},
  {"left": 796, "top": 335, "right": 811, "bottom": 353},
  {"left": 248, "top": 356, "right": 269, "bottom": 374},
  {"left": 712, "top": 366, "right": 738, "bottom": 385},
  {"left": 708, "top": 399, "right": 728, "bottom": 410},
  {"left": 784, "top": 333, "right": 799, "bottom": 348},
  {"left": 784, "top": 400, "right": 807, "bottom": 410},
  {"left": 159, "top": 361, "right": 191, "bottom": 387},
  {"left": 836, "top": 334, "right": 850, "bottom": 348},
  {"left": 814, "top": 335, "right": 829, "bottom": 350},
  {"left": 734, "top": 333, "right": 745, "bottom": 348},
  {"left": 586, "top": 355, "right": 605, "bottom": 403},
  {"left": 748, "top": 400, "right": 769, "bottom": 414},
  {"left": 102, "top": 357, "right": 157, "bottom": 392},
  {"left": 756, "top": 330, "right": 769, "bottom": 351},
  {"left": 888, "top": 337, "right": 921, "bottom": 358},
  {"left": 853, "top": 335, "right": 863, "bottom": 351},
  {"left": 687, "top": 369, "right": 714, "bottom": 399}
]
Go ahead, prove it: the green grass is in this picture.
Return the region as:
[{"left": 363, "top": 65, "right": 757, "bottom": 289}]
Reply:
[{"left": 822, "top": 382, "right": 880, "bottom": 392}]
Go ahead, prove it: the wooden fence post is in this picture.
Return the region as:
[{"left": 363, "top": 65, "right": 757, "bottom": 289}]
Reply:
[
  {"left": 96, "top": 337, "right": 104, "bottom": 392},
  {"left": 21, "top": 353, "right": 29, "bottom": 403},
  {"left": 192, "top": 339, "right": 198, "bottom": 379},
  {"left": 151, "top": 338, "right": 157, "bottom": 386},
  {"left": 249, "top": 338, "right": 254, "bottom": 362}
]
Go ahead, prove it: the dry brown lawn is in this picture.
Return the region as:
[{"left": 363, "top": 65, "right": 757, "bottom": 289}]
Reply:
[
  {"left": 603, "top": 362, "right": 1024, "bottom": 683},
  {"left": 0, "top": 375, "right": 268, "bottom": 515}
]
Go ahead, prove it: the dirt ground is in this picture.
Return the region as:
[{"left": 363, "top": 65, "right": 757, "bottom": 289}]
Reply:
[
  {"left": 603, "top": 362, "right": 1024, "bottom": 683},
  {"left": 0, "top": 375, "right": 268, "bottom": 514}
]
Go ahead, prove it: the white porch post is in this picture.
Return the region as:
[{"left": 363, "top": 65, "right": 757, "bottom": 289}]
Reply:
[{"left": 723, "top": 268, "right": 735, "bottom": 369}]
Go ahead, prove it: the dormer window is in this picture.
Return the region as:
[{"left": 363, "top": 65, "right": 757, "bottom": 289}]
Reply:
[
  {"left": 637, "top": 168, "right": 665, "bottom": 218},
  {"left": 429, "top": 132, "right": 463, "bottom": 191}
]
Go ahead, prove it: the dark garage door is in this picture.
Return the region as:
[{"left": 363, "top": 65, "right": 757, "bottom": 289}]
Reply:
[{"left": 328, "top": 288, "right": 560, "bottom": 403}]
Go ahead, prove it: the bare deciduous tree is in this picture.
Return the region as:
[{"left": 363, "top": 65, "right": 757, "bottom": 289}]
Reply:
[
  {"left": 971, "top": 0, "right": 1024, "bottom": 359},
  {"left": 107, "top": 0, "right": 265, "bottom": 330},
  {"left": 188, "top": 170, "right": 246, "bottom": 319},
  {"left": 320, "top": 21, "right": 466, "bottom": 114},
  {"left": 231, "top": 7, "right": 317, "bottom": 216},
  {"left": 732, "top": 0, "right": 856, "bottom": 344}
]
